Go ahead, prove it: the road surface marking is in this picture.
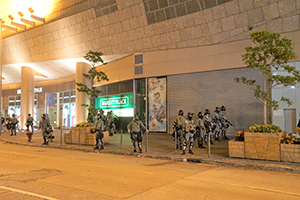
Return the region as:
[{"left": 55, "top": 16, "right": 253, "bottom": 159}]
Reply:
[{"left": 0, "top": 185, "right": 58, "bottom": 200}]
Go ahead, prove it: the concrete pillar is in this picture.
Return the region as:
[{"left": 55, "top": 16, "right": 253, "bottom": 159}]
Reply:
[
  {"left": 75, "top": 62, "right": 90, "bottom": 124},
  {"left": 21, "top": 67, "right": 34, "bottom": 129}
]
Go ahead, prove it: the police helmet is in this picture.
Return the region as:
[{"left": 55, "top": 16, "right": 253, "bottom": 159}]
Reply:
[
  {"left": 198, "top": 112, "right": 204, "bottom": 119},
  {"left": 214, "top": 107, "right": 220, "bottom": 113},
  {"left": 187, "top": 112, "right": 193, "bottom": 119},
  {"left": 204, "top": 109, "right": 210, "bottom": 115},
  {"left": 178, "top": 110, "right": 184, "bottom": 116},
  {"left": 221, "top": 105, "right": 226, "bottom": 111}
]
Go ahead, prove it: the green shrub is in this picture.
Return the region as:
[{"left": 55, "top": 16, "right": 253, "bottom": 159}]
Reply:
[
  {"left": 76, "top": 122, "right": 93, "bottom": 127},
  {"left": 249, "top": 124, "right": 282, "bottom": 133}
]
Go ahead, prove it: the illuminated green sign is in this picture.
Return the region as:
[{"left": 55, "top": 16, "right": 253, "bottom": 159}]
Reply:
[{"left": 96, "top": 94, "right": 133, "bottom": 109}]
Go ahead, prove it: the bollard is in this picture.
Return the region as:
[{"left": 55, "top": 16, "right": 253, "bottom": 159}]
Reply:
[
  {"left": 146, "top": 130, "right": 148, "bottom": 152},
  {"left": 175, "top": 130, "right": 177, "bottom": 154},
  {"left": 208, "top": 131, "right": 211, "bottom": 158},
  {"left": 60, "top": 127, "right": 62, "bottom": 146},
  {"left": 120, "top": 130, "right": 123, "bottom": 150}
]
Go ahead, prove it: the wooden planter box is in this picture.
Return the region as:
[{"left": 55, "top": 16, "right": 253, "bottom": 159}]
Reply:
[
  {"left": 244, "top": 132, "right": 283, "bottom": 161},
  {"left": 228, "top": 140, "right": 245, "bottom": 158},
  {"left": 69, "top": 127, "right": 110, "bottom": 145},
  {"left": 64, "top": 133, "right": 71, "bottom": 144},
  {"left": 281, "top": 144, "right": 300, "bottom": 163}
]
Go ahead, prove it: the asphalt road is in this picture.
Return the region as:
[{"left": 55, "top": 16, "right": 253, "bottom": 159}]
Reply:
[{"left": 0, "top": 141, "right": 300, "bottom": 200}]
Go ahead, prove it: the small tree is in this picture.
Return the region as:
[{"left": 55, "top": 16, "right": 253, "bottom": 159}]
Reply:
[
  {"left": 235, "top": 26, "right": 300, "bottom": 125},
  {"left": 76, "top": 50, "right": 109, "bottom": 121}
]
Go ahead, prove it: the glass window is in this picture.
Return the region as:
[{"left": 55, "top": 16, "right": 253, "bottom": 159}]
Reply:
[
  {"left": 59, "top": 92, "right": 63, "bottom": 104},
  {"left": 108, "top": 83, "right": 119, "bottom": 95},
  {"left": 121, "top": 80, "right": 133, "bottom": 93},
  {"left": 71, "top": 90, "right": 76, "bottom": 102},
  {"left": 64, "top": 91, "right": 69, "bottom": 103}
]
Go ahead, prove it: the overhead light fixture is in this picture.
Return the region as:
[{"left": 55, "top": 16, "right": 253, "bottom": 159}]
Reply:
[
  {"left": 8, "top": 15, "right": 14, "bottom": 21},
  {"left": 31, "top": 15, "right": 45, "bottom": 23},
  {"left": 21, "top": 18, "right": 35, "bottom": 26},
  {"left": 18, "top": 11, "right": 35, "bottom": 26},
  {"left": 11, "top": 21, "right": 26, "bottom": 30},
  {"left": 18, "top": 12, "right": 24, "bottom": 17},
  {"left": 28, "top": 7, "right": 34, "bottom": 13},
  {"left": 2, "top": 25, "right": 18, "bottom": 33},
  {"left": 28, "top": 7, "right": 45, "bottom": 23}
]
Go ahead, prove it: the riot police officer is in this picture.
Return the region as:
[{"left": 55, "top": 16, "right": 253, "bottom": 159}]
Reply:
[
  {"left": 39, "top": 113, "right": 51, "bottom": 145},
  {"left": 127, "top": 115, "right": 148, "bottom": 153},
  {"left": 174, "top": 110, "right": 186, "bottom": 150},
  {"left": 107, "top": 111, "right": 117, "bottom": 136},
  {"left": 26, "top": 113, "right": 34, "bottom": 133},
  {"left": 213, "top": 107, "right": 222, "bottom": 141},
  {"left": 10, "top": 114, "right": 18, "bottom": 136},
  {"left": 220, "top": 105, "right": 230, "bottom": 140},
  {"left": 195, "top": 112, "right": 205, "bottom": 148},
  {"left": 182, "top": 112, "right": 196, "bottom": 155},
  {"left": 94, "top": 113, "right": 105, "bottom": 150},
  {"left": 204, "top": 109, "right": 214, "bottom": 145}
]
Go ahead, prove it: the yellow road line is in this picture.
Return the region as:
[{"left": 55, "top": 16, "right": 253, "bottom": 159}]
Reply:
[{"left": 0, "top": 185, "right": 59, "bottom": 200}]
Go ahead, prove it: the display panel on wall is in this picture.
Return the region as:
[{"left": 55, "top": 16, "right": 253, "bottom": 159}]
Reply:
[
  {"left": 148, "top": 77, "right": 167, "bottom": 132},
  {"left": 95, "top": 93, "right": 133, "bottom": 117}
]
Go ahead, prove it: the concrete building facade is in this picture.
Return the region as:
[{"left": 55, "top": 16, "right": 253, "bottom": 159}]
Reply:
[{"left": 1, "top": 0, "right": 300, "bottom": 133}]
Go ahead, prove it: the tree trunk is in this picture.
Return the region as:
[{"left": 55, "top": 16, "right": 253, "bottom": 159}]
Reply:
[{"left": 263, "top": 76, "right": 267, "bottom": 125}]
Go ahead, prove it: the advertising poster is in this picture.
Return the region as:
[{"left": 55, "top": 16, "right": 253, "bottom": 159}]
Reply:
[
  {"left": 8, "top": 107, "right": 15, "bottom": 115},
  {"left": 16, "top": 107, "right": 21, "bottom": 122},
  {"left": 70, "top": 103, "right": 76, "bottom": 127},
  {"left": 148, "top": 77, "right": 167, "bottom": 132},
  {"left": 63, "top": 103, "right": 70, "bottom": 127}
]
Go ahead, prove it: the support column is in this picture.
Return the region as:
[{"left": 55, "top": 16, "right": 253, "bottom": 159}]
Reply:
[
  {"left": 75, "top": 62, "right": 90, "bottom": 124},
  {"left": 21, "top": 67, "right": 34, "bottom": 129}
]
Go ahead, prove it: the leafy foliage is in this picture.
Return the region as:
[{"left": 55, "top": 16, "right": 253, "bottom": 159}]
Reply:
[
  {"left": 280, "top": 133, "right": 298, "bottom": 144},
  {"left": 75, "top": 122, "right": 94, "bottom": 127},
  {"left": 76, "top": 50, "right": 109, "bottom": 121},
  {"left": 235, "top": 130, "right": 244, "bottom": 141},
  {"left": 235, "top": 27, "right": 299, "bottom": 124},
  {"left": 249, "top": 124, "right": 282, "bottom": 133}
]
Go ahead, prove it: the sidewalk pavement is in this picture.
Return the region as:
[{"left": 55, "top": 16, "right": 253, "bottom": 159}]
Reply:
[{"left": 1, "top": 129, "right": 300, "bottom": 173}]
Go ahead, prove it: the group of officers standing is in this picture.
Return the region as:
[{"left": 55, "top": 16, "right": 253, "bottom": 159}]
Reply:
[{"left": 174, "top": 106, "right": 233, "bottom": 155}]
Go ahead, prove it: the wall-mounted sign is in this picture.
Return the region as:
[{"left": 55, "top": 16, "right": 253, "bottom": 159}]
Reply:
[
  {"left": 95, "top": 93, "right": 133, "bottom": 117},
  {"left": 17, "top": 87, "right": 43, "bottom": 94}
]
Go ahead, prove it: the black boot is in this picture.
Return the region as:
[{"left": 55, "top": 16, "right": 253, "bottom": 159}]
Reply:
[
  {"left": 189, "top": 150, "right": 194, "bottom": 154},
  {"left": 133, "top": 149, "right": 137, "bottom": 152},
  {"left": 199, "top": 143, "right": 205, "bottom": 148},
  {"left": 42, "top": 137, "right": 46, "bottom": 145},
  {"left": 182, "top": 150, "right": 185, "bottom": 155},
  {"left": 93, "top": 146, "right": 99, "bottom": 150},
  {"left": 139, "top": 148, "right": 142, "bottom": 153}
]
